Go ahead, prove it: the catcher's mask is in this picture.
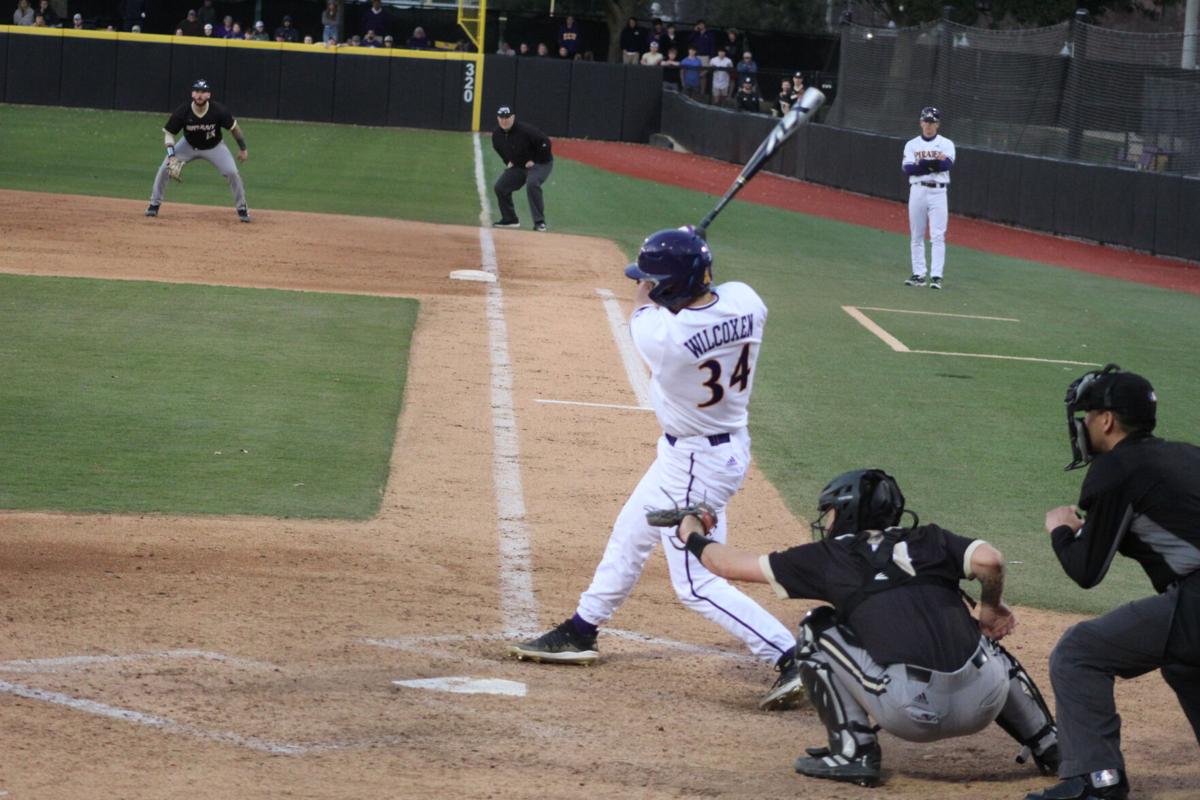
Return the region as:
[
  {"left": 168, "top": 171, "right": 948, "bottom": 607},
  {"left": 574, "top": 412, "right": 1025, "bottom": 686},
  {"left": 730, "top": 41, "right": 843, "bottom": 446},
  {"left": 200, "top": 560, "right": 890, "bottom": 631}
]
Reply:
[
  {"left": 624, "top": 226, "right": 713, "bottom": 313},
  {"left": 810, "top": 469, "right": 912, "bottom": 541},
  {"left": 1064, "top": 363, "right": 1157, "bottom": 471}
]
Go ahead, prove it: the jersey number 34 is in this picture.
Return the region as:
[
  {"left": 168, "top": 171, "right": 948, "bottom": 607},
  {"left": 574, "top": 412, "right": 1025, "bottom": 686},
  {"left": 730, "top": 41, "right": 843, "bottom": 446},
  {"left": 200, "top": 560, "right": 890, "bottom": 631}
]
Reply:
[{"left": 698, "top": 343, "right": 751, "bottom": 408}]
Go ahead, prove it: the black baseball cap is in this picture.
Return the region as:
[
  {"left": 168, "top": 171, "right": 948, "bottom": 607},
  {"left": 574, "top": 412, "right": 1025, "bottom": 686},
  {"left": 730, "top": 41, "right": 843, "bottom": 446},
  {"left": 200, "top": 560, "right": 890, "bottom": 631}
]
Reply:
[
  {"left": 192, "top": 78, "right": 211, "bottom": 91},
  {"left": 1072, "top": 365, "right": 1157, "bottom": 428},
  {"left": 920, "top": 106, "right": 941, "bottom": 122},
  {"left": 496, "top": 106, "right": 514, "bottom": 117}
]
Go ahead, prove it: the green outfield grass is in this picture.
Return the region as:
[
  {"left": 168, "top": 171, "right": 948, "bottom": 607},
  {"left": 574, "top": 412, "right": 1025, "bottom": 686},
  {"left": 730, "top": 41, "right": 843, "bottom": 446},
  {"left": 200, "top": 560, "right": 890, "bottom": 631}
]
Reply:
[
  {"left": 4, "top": 104, "right": 1199, "bottom": 612},
  {"left": 0, "top": 274, "right": 417, "bottom": 519}
]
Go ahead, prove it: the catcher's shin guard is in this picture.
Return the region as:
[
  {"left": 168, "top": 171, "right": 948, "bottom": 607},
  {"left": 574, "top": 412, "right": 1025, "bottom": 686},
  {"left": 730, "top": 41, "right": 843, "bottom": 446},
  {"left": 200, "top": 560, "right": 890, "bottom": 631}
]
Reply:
[
  {"left": 993, "top": 642, "right": 1059, "bottom": 775},
  {"left": 799, "top": 659, "right": 876, "bottom": 759},
  {"left": 795, "top": 605, "right": 838, "bottom": 659}
]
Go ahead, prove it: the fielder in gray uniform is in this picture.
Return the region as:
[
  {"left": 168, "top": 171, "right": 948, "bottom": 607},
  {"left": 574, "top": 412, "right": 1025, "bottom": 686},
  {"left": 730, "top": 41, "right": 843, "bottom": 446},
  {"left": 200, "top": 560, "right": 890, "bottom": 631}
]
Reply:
[
  {"left": 662, "top": 469, "right": 1059, "bottom": 787},
  {"left": 146, "top": 78, "right": 250, "bottom": 222}
]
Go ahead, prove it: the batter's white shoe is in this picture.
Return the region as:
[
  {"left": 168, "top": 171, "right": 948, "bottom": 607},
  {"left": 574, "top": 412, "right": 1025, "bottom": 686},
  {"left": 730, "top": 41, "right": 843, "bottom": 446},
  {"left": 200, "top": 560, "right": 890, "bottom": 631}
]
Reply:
[
  {"left": 509, "top": 619, "right": 598, "bottom": 665},
  {"left": 904, "top": 273, "right": 927, "bottom": 287}
]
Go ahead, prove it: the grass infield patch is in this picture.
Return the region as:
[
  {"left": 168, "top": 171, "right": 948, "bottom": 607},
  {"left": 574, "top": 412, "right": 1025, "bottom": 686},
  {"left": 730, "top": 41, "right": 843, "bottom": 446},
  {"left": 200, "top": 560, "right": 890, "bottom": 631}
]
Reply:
[{"left": 0, "top": 274, "right": 416, "bottom": 519}]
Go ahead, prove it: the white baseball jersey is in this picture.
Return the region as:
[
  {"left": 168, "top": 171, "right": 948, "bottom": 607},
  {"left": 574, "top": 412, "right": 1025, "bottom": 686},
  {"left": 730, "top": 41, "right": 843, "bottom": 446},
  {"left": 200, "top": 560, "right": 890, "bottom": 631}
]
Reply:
[
  {"left": 902, "top": 133, "right": 956, "bottom": 186},
  {"left": 710, "top": 55, "right": 734, "bottom": 93},
  {"left": 630, "top": 281, "right": 765, "bottom": 437}
]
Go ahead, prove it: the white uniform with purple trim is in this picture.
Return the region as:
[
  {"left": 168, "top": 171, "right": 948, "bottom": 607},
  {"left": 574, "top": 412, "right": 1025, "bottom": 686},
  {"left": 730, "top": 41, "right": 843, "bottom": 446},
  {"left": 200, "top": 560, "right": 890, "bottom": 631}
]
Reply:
[
  {"left": 574, "top": 281, "right": 796, "bottom": 663},
  {"left": 902, "top": 133, "right": 955, "bottom": 279}
]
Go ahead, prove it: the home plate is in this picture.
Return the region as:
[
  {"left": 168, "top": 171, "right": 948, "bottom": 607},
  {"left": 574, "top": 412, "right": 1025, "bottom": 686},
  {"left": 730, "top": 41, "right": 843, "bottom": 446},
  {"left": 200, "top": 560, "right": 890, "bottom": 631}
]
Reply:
[
  {"left": 449, "top": 269, "right": 496, "bottom": 283},
  {"left": 391, "top": 676, "right": 526, "bottom": 696}
]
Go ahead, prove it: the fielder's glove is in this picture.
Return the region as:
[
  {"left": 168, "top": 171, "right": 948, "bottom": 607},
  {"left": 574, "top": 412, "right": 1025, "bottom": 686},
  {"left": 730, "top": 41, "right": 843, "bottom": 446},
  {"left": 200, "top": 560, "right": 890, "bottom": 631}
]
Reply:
[
  {"left": 167, "top": 156, "right": 184, "bottom": 182},
  {"left": 645, "top": 501, "right": 718, "bottom": 532}
]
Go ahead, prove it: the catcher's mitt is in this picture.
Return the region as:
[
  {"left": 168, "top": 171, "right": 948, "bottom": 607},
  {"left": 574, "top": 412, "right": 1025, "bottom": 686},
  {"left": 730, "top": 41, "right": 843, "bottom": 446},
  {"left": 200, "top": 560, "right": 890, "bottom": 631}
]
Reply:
[
  {"left": 645, "top": 501, "right": 718, "bottom": 532},
  {"left": 167, "top": 156, "right": 184, "bottom": 182}
]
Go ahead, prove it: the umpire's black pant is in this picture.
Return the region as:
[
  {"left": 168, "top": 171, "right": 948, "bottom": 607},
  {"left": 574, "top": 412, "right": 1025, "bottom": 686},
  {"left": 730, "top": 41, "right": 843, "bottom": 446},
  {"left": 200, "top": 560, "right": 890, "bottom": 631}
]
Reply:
[
  {"left": 494, "top": 161, "right": 553, "bottom": 226},
  {"left": 1049, "top": 575, "right": 1200, "bottom": 778}
]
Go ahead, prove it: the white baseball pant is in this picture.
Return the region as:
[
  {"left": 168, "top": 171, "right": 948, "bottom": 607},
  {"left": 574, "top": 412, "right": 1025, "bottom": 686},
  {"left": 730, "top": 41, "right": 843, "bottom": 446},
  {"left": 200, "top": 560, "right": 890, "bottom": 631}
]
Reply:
[{"left": 908, "top": 183, "right": 948, "bottom": 278}]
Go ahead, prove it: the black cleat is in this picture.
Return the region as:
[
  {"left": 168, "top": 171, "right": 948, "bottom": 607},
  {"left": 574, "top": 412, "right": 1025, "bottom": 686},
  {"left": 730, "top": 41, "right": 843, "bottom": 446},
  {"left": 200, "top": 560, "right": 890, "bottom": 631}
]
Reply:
[
  {"left": 904, "top": 273, "right": 927, "bottom": 287},
  {"left": 930, "top": 276, "right": 943, "bottom": 290},
  {"left": 509, "top": 619, "right": 598, "bottom": 665},
  {"left": 760, "top": 652, "right": 806, "bottom": 711},
  {"left": 145, "top": 204, "right": 160, "bottom": 218},
  {"left": 1025, "top": 770, "right": 1129, "bottom": 800},
  {"left": 237, "top": 207, "right": 252, "bottom": 223},
  {"left": 533, "top": 222, "right": 547, "bottom": 232},
  {"left": 492, "top": 219, "right": 520, "bottom": 228},
  {"left": 794, "top": 743, "right": 882, "bottom": 787}
]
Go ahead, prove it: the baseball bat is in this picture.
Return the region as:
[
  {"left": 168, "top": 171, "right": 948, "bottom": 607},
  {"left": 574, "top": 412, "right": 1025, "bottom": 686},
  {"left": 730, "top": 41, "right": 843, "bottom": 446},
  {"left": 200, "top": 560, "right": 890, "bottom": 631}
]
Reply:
[{"left": 695, "top": 86, "right": 826, "bottom": 239}]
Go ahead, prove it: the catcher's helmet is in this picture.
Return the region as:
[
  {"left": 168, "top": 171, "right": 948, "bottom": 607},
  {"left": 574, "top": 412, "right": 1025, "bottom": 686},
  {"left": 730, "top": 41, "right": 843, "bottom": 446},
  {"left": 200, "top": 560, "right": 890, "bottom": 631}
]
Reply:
[
  {"left": 1063, "top": 363, "right": 1156, "bottom": 470},
  {"left": 811, "top": 469, "right": 908, "bottom": 540},
  {"left": 920, "top": 106, "right": 940, "bottom": 122},
  {"left": 624, "top": 227, "right": 713, "bottom": 312},
  {"left": 192, "top": 78, "right": 211, "bottom": 91}
]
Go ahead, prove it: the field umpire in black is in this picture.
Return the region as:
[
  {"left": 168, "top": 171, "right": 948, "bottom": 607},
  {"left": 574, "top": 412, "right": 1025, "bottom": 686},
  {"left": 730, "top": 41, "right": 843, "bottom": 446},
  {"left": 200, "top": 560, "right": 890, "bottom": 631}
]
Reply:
[
  {"left": 491, "top": 105, "right": 553, "bottom": 232},
  {"left": 660, "top": 469, "right": 1059, "bottom": 788},
  {"left": 1030, "top": 364, "right": 1200, "bottom": 800}
]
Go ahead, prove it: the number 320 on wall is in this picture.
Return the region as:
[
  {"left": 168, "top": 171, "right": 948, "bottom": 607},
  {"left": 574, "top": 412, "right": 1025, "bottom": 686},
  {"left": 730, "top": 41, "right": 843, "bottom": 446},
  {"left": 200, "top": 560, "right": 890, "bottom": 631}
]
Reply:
[{"left": 463, "top": 62, "right": 476, "bottom": 103}]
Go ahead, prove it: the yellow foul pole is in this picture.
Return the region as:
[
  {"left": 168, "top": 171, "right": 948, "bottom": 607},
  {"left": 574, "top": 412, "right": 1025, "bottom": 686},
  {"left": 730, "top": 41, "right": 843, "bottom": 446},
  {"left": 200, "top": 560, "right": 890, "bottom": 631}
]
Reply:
[{"left": 457, "top": 0, "right": 488, "bottom": 131}]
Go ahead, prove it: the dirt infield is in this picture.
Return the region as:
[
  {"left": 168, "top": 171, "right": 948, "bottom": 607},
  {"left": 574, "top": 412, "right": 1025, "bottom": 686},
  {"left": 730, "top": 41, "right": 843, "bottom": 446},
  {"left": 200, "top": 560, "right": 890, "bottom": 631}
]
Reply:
[{"left": 0, "top": 190, "right": 1194, "bottom": 799}]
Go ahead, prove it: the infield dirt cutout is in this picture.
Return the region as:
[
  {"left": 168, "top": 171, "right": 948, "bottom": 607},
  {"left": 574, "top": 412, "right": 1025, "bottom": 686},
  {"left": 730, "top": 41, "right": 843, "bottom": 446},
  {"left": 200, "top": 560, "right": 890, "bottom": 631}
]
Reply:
[{"left": 0, "top": 190, "right": 1194, "bottom": 799}]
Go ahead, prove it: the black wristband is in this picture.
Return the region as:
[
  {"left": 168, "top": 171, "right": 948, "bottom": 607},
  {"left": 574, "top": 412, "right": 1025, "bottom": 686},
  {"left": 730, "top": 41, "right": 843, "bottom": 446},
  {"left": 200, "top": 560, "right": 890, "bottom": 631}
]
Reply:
[
  {"left": 237, "top": 141, "right": 247, "bottom": 152},
  {"left": 685, "top": 531, "right": 716, "bottom": 560}
]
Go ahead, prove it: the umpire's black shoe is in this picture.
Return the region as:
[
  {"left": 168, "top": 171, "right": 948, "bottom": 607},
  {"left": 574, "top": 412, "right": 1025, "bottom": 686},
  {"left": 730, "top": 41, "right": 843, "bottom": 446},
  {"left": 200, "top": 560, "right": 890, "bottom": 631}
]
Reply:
[
  {"left": 237, "top": 207, "right": 252, "bottom": 223},
  {"left": 794, "top": 743, "right": 882, "bottom": 787},
  {"left": 1024, "top": 770, "right": 1129, "bottom": 800},
  {"left": 759, "top": 650, "right": 806, "bottom": 711},
  {"left": 145, "top": 204, "right": 160, "bottom": 218},
  {"left": 508, "top": 619, "right": 598, "bottom": 665},
  {"left": 904, "top": 273, "right": 927, "bottom": 287},
  {"left": 492, "top": 219, "right": 520, "bottom": 228}
]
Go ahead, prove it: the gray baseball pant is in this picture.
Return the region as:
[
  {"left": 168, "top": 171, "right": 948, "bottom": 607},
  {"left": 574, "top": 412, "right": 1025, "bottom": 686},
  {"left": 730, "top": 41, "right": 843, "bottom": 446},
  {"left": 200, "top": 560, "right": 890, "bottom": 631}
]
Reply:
[
  {"left": 494, "top": 161, "right": 553, "bottom": 226},
  {"left": 1049, "top": 581, "right": 1200, "bottom": 778},
  {"left": 811, "top": 627, "right": 1051, "bottom": 750},
  {"left": 150, "top": 139, "right": 247, "bottom": 209}
]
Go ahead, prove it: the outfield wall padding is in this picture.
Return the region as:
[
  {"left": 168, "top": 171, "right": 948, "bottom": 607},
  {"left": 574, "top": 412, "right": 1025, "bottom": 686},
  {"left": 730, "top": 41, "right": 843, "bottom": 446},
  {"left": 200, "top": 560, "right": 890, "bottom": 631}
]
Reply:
[
  {"left": 114, "top": 41, "right": 171, "bottom": 112},
  {"left": 0, "top": 32, "right": 8, "bottom": 102},
  {"left": 620, "top": 64, "right": 662, "bottom": 143},
  {"left": 6, "top": 32, "right": 61, "bottom": 106},
  {"left": 60, "top": 38, "right": 117, "bottom": 109},
  {"left": 277, "top": 50, "right": 334, "bottom": 122},
  {"left": 568, "top": 61, "right": 624, "bottom": 141},
  {"left": 514, "top": 57, "right": 570, "bottom": 138},
  {"left": 481, "top": 54, "right": 517, "bottom": 124},
  {"left": 225, "top": 47, "right": 280, "bottom": 121},
  {"left": 663, "top": 92, "right": 1200, "bottom": 263},
  {"left": 333, "top": 52, "right": 391, "bottom": 127},
  {"left": 388, "top": 56, "right": 446, "bottom": 129},
  {"left": 170, "top": 43, "right": 228, "bottom": 103}
]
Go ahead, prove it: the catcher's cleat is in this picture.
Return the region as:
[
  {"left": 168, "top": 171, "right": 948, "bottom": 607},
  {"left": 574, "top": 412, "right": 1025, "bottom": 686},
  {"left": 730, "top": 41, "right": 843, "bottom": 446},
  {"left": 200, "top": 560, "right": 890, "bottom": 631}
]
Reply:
[
  {"left": 492, "top": 219, "right": 520, "bottom": 228},
  {"left": 509, "top": 619, "right": 598, "bottom": 665},
  {"left": 533, "top": 222, "right": 547, "bottom": 232},
  {"left": 145, "top": 204, "right": 160, "bottom": 218},
  {"left": 1031, "top": 743, "right": 1061, "bottom": 776},
  {"left": 237, "top": 207, "right": 252, "bottom": 223},
  {"left": 904, "top": 273, "right": 927, "bottom": 287},
  {"left": 760, "top": 651, "right": 807, "bottom": 711},
  {"left": 1024, "top": 771, "right": 1129, "bottom": 800},
  {"left": 794, "top": 743, "right": 882, "bottom": 787},
  {"left": 929, "top": 276, "right": 943, "bottom": 290}
]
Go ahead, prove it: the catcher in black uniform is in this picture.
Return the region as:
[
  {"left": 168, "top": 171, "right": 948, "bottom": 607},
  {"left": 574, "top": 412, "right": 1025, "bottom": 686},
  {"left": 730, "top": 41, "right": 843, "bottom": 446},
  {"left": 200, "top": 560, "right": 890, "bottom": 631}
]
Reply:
[
  {"left": 649, "top": 469, "right": 1059, "bottom": 788},
  {"left": 146, "top": 78, "right": 250, "bottom": 222},
  {"left": 1028, "top": 365, "right": 1200, "bottom": 800}
]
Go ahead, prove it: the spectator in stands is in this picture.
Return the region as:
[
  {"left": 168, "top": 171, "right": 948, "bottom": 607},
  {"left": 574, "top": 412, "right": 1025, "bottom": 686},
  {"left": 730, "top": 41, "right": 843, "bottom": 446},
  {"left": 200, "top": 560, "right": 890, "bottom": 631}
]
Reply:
[
  {"left": 321, "top": 1, "right": 341, "bottom": 45},
  {"left": 774, "top": 79, "right": 793, "bottom": 117},
  {"left": 383, "top": 35, "right": 394, "bottom": 48},
  {"left": 641, "top": 39, "right": 663, "bottom": 66},
  {"left": 177, "top": 8, "right": 202, "bottom": 36},
  {"left": 197, "top": 0, "right": 215, "bottom": 27},
  {"left": 793, "top": 71, "right": 806, "bottom": 97},
  {"left": 735, "top": 76, "right": 762, "bottom": 113},
  {"left": 13, "top": 0, "right": 35, "bottom": 25},
  {"left": 497, "top": 41, "right": 515, "bottom": 56},
  {"left": 406, "top": 26, "right": 430, "bottom": 49},
  {"left": 362, "top": 0, "right": 387, "bottom": 38},
  {"left": 517, "top": 42, "right": 531, "bottom": 56},
  {"left": 620, "top": 16, "right": 644, "bottom": 65},
  {"left": 689, "top": 19, "right": 716, "bottom": 65},
  {"left": 662, "top": 46, "right": 681, "bottom": 88},
  {"left": 229, "top": 22, "right": 241, "bottom": 38},
  {"left": 649, "top": 17, "right": 665, "bottom": 47},
  {"left": 347, "top": 34, "right": 361, "bottom": 46},
  {"left": 363, "top": 29, "right": 382, "bottom": 47},
  {"left": 37, "top": 0, "right": 58, "bottom": 26},
  {"left": 251, "top": 19, "right": 269, "bottom": 40},
  {"left": 737, "top": 51, "right": 758, "bottom": 84},
  {"left": 202, "top": 22, "right": 214, "bottom": 37},
  {"left": 70, "top": 11, "right": 83, "bottom": 28},
  {"left": 214, "top": 14, "right": 232, "bottom": 37},
  {"left": 680, "top": 45, "right": 703, "bottom": 99},
  {"left": 710, "top": 47, "right": 734, "bottom": 104},
  {"left": 275, "top": 15, "right": 300, "bottom": 43},
  {"left": 557, "top": 45, "right": 570, "bottom": 59},
  {"left": 536, "top": 42, "right": 550, "bottom": 57},
  {"left": 723, "top": 27, "right": 745, "bottom": 60},
  {"left": 659, "top": 23, "right": 679, "bottom": 56},
  {"left": 304, "top": 35, "right": 315, "bottom": 44},
  {"left": 558, "top": 14, "right": 580, "bottom": 58}
]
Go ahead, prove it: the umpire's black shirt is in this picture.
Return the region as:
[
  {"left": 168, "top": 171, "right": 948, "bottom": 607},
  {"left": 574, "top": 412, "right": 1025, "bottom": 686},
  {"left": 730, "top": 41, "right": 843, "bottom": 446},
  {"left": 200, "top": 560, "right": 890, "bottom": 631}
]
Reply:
[
  {"left": 492, "top": 120, "right": 553, "bottom": 166},
  {"left": 1053, "top": 434, "right": 1200, "bottom": 592},
  {"left": 762, "top": 524, "right": 984, "bottom": 672}
]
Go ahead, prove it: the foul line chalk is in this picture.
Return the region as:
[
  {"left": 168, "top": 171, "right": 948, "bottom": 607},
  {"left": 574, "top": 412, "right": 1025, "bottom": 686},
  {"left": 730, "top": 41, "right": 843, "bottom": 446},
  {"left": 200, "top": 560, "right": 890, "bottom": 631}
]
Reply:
[
  {"left": 391, "top": 676, "right": 527, "bottom": 697},
  {"left": 535, "top": 398, "right": 653, "bottom": 412},
  {"left": 0, "top": 649, "right": 277, "bottom": 674},
  {"left": 856, "top": 306, "right": 1020, "bottom": 322},
  {"left": 474, "top": 133, "right": 538, "bottom": 638},
  {"left": 842, "top": 305, "right": 909, "bottom": 352},
  {"left": 596, "top": 289, "right": 652, "bottom": 408}
]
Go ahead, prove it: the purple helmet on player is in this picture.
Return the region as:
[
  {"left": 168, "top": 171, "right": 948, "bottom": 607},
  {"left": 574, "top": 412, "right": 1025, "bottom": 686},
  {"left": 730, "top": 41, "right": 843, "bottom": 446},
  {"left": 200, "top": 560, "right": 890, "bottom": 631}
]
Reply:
[{"left": 624, "top": 226, "right": 713, "bottom": 312}]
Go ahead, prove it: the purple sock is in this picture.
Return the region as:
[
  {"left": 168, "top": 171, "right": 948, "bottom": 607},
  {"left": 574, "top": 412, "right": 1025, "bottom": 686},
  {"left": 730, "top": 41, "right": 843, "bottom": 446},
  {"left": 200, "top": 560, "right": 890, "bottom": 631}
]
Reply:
[{"left": 570, "top": 613, "right": 598, "bottom": 639}]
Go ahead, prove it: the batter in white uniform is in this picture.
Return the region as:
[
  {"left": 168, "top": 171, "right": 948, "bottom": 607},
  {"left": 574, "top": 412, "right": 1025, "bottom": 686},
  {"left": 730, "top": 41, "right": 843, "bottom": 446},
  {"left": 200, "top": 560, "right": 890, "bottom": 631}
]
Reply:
[
  {"left": 902, "top": 106, "right": 955, "bottom": 289},
  {"left": 510, "top": 226, "right": 804, "bottom": 711}
]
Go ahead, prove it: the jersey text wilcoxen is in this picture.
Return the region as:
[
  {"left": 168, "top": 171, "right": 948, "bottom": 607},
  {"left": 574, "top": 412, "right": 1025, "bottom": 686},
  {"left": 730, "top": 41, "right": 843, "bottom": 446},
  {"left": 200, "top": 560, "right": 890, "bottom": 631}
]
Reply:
[{"left": 683, "top": 314, "right": 754, "bottom": 357}]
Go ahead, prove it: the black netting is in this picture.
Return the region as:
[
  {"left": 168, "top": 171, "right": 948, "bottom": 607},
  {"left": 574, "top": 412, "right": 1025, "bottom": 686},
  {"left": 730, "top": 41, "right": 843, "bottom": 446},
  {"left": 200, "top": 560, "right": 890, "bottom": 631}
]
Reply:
[{"left": 828, "top": 20, "right": 1200, "bottom": 175}]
